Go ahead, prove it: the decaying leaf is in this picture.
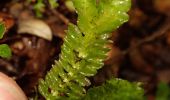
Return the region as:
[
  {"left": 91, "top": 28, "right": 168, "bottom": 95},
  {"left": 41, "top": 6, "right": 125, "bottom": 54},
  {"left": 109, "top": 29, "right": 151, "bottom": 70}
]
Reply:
[
  {"left": 18, "top": 19, "right": 52, "bottom": 41},
  {"left": 0, "top": 12, "right": 14, "bottom": 30}
]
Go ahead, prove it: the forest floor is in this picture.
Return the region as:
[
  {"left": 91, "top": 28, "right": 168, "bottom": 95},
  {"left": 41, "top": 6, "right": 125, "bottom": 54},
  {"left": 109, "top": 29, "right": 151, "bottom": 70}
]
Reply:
[{"left": 0, "top": 0, "right": 170, "bottom": 99}]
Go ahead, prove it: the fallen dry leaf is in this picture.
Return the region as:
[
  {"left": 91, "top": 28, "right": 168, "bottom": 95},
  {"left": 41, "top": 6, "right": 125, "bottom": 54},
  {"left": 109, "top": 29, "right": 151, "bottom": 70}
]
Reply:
[{"left": 18, "top": 19, "right": 52, "bottom": 41}]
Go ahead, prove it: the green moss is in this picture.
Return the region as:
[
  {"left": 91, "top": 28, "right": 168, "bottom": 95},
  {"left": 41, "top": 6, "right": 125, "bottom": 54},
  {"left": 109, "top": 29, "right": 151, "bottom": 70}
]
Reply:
[{"left": 83, "top": 78, "right": 144, "bottom": 100}]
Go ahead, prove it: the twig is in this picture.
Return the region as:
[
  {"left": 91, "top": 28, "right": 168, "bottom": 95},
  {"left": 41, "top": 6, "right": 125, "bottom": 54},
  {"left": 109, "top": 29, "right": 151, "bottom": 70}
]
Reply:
[
  {"left": 137, "top": 20, "right": 170, "bottom": 45},
  {"left": 50, "top": 8, "right": 70, "bottom": 25},
  {"left": 123, "top": 18, "right": 170, "bottom": 55}
]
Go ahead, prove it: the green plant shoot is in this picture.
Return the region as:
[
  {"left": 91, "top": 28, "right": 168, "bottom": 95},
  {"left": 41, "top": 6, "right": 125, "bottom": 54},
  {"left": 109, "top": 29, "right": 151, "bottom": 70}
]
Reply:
[{"left": 38, "top": 0, "right": 138, "bottom": 100}]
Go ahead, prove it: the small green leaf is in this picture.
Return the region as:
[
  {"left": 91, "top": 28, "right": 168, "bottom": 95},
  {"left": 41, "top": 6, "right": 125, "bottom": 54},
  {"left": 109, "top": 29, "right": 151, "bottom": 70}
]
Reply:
[
  {"left": 34, "top": 0, "right": 45, "bottom": 17},
  {"left": 0, "top": 44, "right": 11, "bottom": 59},
  {"left": 49, "top": 0, "right": 58, "bottom": 9},
  {"left": 0, "top": 22, "right": 6, "bottom": 39}
]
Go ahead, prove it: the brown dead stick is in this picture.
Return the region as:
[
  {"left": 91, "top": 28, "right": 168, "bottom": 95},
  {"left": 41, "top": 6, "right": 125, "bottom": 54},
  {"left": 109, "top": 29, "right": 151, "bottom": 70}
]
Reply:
[
  {"left": 50, "top": 8, "right": 70, "bottom": 25},
  {"left": 137, "top": 19, "right": 170, "bottom": 45},
  {"left": 123, "top": 18, "right": 170, "bottom": 55}
]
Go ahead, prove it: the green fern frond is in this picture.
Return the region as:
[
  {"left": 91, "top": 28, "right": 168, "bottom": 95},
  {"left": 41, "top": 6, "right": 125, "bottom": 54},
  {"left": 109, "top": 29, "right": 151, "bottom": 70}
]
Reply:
[
  {"left": 38, "top": 0, "right": 131, "bottom": 99},
  {"left": 83, "top": 78, "right": 144, "bottom": 100}
]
